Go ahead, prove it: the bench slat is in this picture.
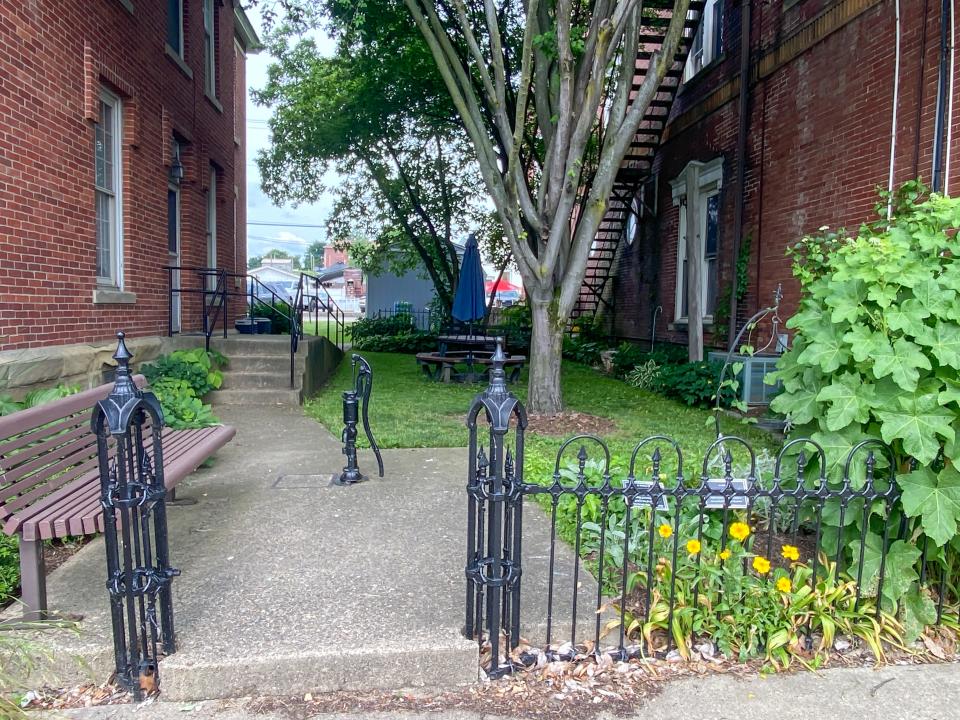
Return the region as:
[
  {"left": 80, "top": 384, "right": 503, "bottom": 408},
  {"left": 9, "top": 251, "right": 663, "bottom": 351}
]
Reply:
[
  {"left": 0, "top": 428, "right": 97, "bottom": 498},
  {"left": 0, "top": 413, "right": 89, "bottom": 457},
  {"left": 13, "top": 425, "right": 235, "bottom": 541}
]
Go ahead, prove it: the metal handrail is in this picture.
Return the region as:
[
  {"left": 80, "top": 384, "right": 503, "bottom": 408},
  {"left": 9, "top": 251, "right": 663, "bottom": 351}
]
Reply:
[{"left": 298, "top": 272, "right": 347, "bottom": 351}]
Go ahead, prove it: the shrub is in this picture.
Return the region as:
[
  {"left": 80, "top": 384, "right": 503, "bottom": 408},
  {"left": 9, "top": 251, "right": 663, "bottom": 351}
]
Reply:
[
  {"left": 0, "top": 535, "right": 18, "bottom": 604},
  {"left": 611, "top": 342, "right": 647, "bottom": 378},
  {"left": 562, "top": 336, "right": 605, "bottom": 366},
  {"left": 252, "top": 299, "right": 294, "bottom": 334},
  {"left": 626, "top": 359, "right": 660, "bottom": 390},
  {"left": 770, "top": 184, "right": 960, "bottom": 631},
  {"left": 142, "top": 348, "right": 224, "bottom": 398},
  {"left": 142, "top": 348, "right": 225, "bottom": 428},
  {"left": 0, "top": 384, "right": 80, "bottom": 417},
  {"left": 150, "top": 378, "right": 220, "bottom": 429},
  {"left": 352, "top": 330, "right": 437, "bottom": 354},
  {"left": 349, "top": 314, "right": 417, "bottom": 343},
  {"left": 651, "top": 360, "right": 728, "bottom": 408},
  {"left": 496, "top": 303, "right": 532, "bottom": 351}
]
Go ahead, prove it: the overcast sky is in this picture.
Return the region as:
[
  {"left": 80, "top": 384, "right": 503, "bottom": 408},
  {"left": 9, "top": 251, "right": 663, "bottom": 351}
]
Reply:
[{"left": 244, "top": 9, "right": 335, "bottom": 262}]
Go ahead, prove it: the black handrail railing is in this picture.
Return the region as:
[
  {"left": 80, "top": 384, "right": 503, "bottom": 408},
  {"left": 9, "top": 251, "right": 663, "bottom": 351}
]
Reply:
[
  {"left": 298, "top": 272, "right": 347, "bottom": 350},
  {"left": 165, "top": 267, "right": 348, "bottom": 391}
]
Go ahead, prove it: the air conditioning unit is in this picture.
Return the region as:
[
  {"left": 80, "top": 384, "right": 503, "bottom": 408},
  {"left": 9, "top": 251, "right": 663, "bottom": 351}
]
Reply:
[{"left": 708, "top": 352, "right": 783, "bottom": 406}]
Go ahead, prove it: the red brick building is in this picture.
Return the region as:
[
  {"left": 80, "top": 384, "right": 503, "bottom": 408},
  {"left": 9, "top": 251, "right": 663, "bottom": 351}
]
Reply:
[
  {"left": 584, "top": 0, "right": 959, "bottom": 355},
  {"left": 0, "top": 1, "right": 259, "bottom": 382}
]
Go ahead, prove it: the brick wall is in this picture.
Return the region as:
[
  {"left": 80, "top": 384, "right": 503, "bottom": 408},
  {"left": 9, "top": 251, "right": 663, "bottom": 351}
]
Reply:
[
  {"left": 0, "top": 0, "right": 251, "bottom": 352},
  {"left": 611, "top": 0, "right": 960, "bottom": 350}
]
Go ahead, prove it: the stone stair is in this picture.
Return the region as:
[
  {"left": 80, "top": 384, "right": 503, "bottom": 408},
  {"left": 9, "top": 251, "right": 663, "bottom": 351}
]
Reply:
[{"left": 208, "top": 336, "right": 304, "bottom": 406}]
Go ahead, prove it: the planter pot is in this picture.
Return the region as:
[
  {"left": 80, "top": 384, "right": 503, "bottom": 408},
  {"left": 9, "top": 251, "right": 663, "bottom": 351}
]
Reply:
[
  {"left": 235, "top": 318, "right": 255, "bottom": 335},
  {"left": 254, "top": 317, "right": 272, "bottom": 334}
]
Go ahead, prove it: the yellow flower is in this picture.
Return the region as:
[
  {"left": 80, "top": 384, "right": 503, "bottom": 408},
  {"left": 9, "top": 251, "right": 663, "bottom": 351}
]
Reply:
[
  {"left": 686, "top": 539, "right": 701, "bottom": 555},
  {"left": 658, "top": 524, "right": 673, "bottom": 539},
  {"left": 781, "top": 545, "right": 800, "bottom": 562},
  {"left": 752, "top": 556, "right": 771, "bottom": 574},
  {"left": 718, "top": 549, "right": 731, "bottom": 561},
  {"left": 729, "top": 522, "right": 751, "bottom": 542},
  {"left": 776, "top": 577, "right": 792, "bottom": 593}
]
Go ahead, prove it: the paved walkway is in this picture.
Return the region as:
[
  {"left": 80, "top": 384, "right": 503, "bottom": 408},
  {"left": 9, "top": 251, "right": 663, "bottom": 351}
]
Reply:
[
  {"left": 39, "top": 663, "right": 960, "bottom": 719},
  {"left": 29, "top": 400, "right": 590, "bottom": 701}
]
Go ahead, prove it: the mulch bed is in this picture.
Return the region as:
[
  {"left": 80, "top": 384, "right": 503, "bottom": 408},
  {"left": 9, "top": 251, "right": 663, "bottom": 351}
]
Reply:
[
  {"left": 525, "top": 412, "right": 616, "bottom": 437},
  {"left": 25, "top": 633, "right": 960, "bottom": 719}
]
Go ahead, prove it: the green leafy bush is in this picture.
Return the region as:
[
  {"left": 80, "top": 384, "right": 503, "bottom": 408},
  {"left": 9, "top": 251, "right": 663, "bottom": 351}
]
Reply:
[
  {"left": 0, "top": 535, "right": 18, "bottom": 604},
  {"left": 496, "top": 303, "right": 532, "bottom": 351},
  {"left": 611, "top": 342, "right": 687, "bottom": 379},
  {"left": 0, "top": 384, "right": 81, "bottom": 417},
  {"left": 626, "top": 359, "right": 660, "bottom": 390},
  {"left": 652, "top": 360, "right": 728, "bottom": 408},
  {"left": 142, "top": 348, "right": 225, "bottom": 428},
  {"left": 142, "top": 348, "right": 224, "bottom": 398},
  {"left": 349, "top": 314, "right": 417, "bottom": 343},
  {"left": 253, "top": 299, "right": 294, "bottom": 334},
  {"left": 562, "top": 336, "right": 605, "bottom": 366},
  {"left": 770, "top": 184, "right": 960, "bottom": 630},
  {"left": 352, "top": 330, "right": 437, "bottom": 354},
  {"left": 150, "top": 378, "right": 220, "bottom": 429}
]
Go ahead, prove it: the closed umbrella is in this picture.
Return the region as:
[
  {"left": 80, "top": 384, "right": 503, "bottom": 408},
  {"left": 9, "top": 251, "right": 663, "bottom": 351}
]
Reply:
[{"left": 451, "top": 234, "right": 486, "bottom": 333}]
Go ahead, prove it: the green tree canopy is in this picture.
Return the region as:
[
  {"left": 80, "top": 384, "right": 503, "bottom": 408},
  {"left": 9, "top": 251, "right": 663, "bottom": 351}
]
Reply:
[{"left": 253, "top": 5, "right": 499, "bottom": 309}]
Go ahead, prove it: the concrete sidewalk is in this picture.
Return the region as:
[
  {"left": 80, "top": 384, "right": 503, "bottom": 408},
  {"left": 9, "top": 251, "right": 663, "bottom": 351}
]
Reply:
[
  {"left": 27, "top": 401, "right": 593, "bottom": 701},
  {"left": 38, "top": 663, "right": 960, "bottom": 720}
]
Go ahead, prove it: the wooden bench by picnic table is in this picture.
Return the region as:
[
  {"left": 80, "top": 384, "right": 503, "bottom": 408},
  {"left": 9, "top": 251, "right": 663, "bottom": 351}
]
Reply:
[
  {"left": 416, "top": 350, "right": 526, "bottom": 383},
  {"left": 0, "top": 375, "right": 235, "bottom": 619}
]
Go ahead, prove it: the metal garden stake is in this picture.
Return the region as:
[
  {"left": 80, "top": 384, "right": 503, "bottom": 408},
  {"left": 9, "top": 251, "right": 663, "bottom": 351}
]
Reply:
[{"left": 337, "top": 354, "right": 384, "bottom": 485}]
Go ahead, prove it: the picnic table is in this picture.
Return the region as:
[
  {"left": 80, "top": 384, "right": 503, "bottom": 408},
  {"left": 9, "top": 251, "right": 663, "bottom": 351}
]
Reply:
[
  {"left": 436, "top": 334, "right": 502, "bottom": 355},
  {"left": 416, "top": 350, "right": 526, "bottom": 383}
]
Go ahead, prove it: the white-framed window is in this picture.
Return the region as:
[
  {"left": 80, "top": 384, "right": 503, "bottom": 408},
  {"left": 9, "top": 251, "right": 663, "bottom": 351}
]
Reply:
[
  {"left": 684, "top": 0, "right": 723, "bottom": 81},
  {"left": 671, "top": 158, "right": 723, "bottom": 322},
  {"left": 203, "top": 0, "right": 217, "bottom": 97},
  {"left": 167, "top": 0, "right": 184, "bottom": 56},
  {"left": 206, "top": 165, "right": 218, "bottom": 289},
  {"left": 95, "top": 89, "right": 123, "bottom": 287},
  {"left": 624, "top": 195, "right": 640, "bottom": 246}
]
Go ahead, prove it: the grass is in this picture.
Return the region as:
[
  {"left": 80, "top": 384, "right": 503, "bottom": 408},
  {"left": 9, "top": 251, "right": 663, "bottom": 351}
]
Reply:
[
  {"left": 302, "top": 316, "right": 353, "bottom": 343},
  {"left": 304, "top": 351, "right": 777, "bottom": 482}
]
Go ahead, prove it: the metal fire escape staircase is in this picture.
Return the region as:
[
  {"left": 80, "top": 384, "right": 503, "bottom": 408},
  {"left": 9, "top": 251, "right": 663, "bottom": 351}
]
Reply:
[{"left": 572, "top": 1, "right": 707, "bottom": 322}]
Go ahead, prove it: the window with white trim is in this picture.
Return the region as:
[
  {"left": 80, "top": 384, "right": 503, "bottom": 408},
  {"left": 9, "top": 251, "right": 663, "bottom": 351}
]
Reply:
[
  {"left": 203, "top": 0, "right": 217, "bottom": 97},
  {"left": 95, "top": 89, "right": 123, "bottom": 287},
  {"left": 671, "top": 158, "right": 723, "bottom": 322},
  {"left": 683, "top": 0, "right": 723, "bottom": 81},
  {"left": 167, "top": 0, "right": 183, "bottom": 56}
]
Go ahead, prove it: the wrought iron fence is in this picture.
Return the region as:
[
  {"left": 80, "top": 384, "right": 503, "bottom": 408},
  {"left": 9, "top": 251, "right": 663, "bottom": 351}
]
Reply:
[
  {"left": 466, "top": 347, "right": 958, "bottom": 677},
  {"left": 372, "top": 307, "right": 438, "bottom": 332}
]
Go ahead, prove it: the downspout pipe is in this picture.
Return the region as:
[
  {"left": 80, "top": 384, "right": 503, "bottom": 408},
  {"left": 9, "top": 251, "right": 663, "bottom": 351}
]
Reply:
[
  {"left": 933, "top": 0, "right": 951, "bottom": 192},
  {"left": 728, "top": 0, "right": 751, "bottom": 347},
  {"left": 887, "top": 0, "right": 902, "bottom": 220},
  {"left": 945, "top": 0, "right": 956, "bottom": 194}
]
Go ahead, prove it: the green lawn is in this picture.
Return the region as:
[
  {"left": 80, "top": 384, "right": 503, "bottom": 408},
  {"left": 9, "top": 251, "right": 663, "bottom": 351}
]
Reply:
[
  {"left": 305, "top": 351, "right": 777, "bottom": 482},
  {"left": 302, "top": 316, "right": 352, "bottom": 342}
]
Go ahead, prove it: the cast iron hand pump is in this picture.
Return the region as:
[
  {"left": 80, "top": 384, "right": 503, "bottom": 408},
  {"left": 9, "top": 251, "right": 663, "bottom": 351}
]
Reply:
[{"left": 337, "top": 354, "right": 384, "bottom": 485}]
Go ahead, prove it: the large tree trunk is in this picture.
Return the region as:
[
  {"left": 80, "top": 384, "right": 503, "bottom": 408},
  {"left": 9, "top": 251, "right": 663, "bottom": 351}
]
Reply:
[{"left": 527, "top": 296, "right": 564, "bottom": 414}]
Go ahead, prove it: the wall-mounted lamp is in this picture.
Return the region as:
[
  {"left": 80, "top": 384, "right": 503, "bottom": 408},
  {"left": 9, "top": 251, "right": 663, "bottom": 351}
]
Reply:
[{"left": 169, "top": 141, "right": 184, "bottom": 185}]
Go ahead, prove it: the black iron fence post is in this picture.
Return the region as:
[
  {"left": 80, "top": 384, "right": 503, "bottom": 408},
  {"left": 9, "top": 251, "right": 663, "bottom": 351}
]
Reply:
[
  {"left": 465, "top": 342, "right": 526, "bottom": 677},
  {"left": 91, "top": 332, "right": 180, "bottom": 700},
  {"left": 336, "top": 354, "right": 384, "bottom": 485}
]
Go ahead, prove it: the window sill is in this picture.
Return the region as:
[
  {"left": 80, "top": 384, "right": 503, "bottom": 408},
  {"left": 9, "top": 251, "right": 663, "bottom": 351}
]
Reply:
[
  {"left": 117, "top": 0, "right": 134, "bottom": 13},
  {"left": 165, "top": 45, "right": 193, "bottom": 79},
  {"left": 670, "top": 316, "right": 715, "bottom": 330},
  {"left": 93, "top": 288, "right": 137, "bottom": 305},
  {"left": 204, "top": 92, "right": 223, "bottom": 113},
  {"left": 678, "top": 54, "right": 727, "bottom": 96}
]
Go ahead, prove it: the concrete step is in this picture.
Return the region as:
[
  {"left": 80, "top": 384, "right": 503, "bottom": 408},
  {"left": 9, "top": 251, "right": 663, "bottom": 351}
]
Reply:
[
  {"left": 211, "top": 388, "right": 301, "bottom": 406},
  {"left": 227, "top": 354, "right": 306, "bottom": 373},
  {"left": 221, "top": 370, "right": 301, "bottom": 390},
  {"left": 209, "top": 336, "right": 298, "bottom": 355}
]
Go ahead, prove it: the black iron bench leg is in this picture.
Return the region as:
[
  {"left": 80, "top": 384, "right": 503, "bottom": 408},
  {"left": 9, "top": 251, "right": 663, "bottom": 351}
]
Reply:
[
  {"left": 509, "top": 365, "right": 523, "bottom": 383},
  {"left": 19, "top": 536, "right": 47, "bottom": 620}
]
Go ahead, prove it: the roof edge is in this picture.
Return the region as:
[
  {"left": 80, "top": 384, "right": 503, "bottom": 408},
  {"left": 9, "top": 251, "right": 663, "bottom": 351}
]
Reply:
[{"left": 234, "top": 4, "right": 263, "bottom": 53}]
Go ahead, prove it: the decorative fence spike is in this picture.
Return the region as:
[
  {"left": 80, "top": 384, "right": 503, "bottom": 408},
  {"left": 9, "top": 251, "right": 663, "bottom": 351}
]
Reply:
[{"left": 91, "top": 332, "right": 180, "bottom": 700}]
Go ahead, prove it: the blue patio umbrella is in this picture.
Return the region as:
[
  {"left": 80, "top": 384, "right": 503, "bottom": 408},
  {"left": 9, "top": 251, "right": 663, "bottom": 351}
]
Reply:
[{"left": 451, "top": 234, "right": 487, "bottom": 328}]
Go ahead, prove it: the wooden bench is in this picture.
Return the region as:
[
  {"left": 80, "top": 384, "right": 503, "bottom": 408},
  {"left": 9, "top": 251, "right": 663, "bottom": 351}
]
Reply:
[
  {"left": 0, "top": 375, "right": 236, "bottom": 619},
  {"left": 416, "top": 351, "right": 526, "bottom": 383}
]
